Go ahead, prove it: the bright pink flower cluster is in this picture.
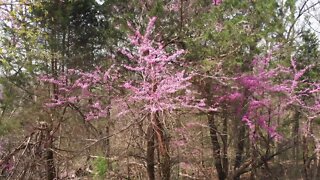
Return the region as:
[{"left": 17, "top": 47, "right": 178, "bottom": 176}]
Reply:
[
  {"left": 213, "top": 0, "right": 222, "bottom": 6},
  {"left": 122, "top": 17, "right": 206, "bottom": 113}
]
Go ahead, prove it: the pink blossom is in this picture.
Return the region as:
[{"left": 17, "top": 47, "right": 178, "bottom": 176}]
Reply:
[
  {"left": 40, "top": 66, "right": 118, "bottom": 120},
  {"left": 121, "top": 17, "right": 203, "bottom": 113},
  {"left": 228, "top": 92, "right": 243, "bottom": 101},
  {"left": 213, "top": 0, "right": 222, "bottom": 6}
]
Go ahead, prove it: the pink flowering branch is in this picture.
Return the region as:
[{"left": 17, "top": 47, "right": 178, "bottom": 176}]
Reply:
[
  {"left": 40, "top": 66, "right": 119, "bottom": 120},
  {"left": 213, "top": 51, "right": 320, "bottom": 141},
  {"left": 121, "top": 17, "right": 206, "bottom": 114}
]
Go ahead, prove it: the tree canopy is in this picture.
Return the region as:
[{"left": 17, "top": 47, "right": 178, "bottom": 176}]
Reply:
[{"left": 1, "top": 0, "right": 320, "bottom": 179}]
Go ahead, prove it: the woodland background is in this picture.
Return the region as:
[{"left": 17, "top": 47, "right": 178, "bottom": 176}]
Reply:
[{"left": 1, "top": 0, "right": 320, "bottom": 180}]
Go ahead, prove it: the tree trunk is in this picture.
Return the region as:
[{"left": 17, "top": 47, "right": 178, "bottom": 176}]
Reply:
[
  {"left": 292, "top": 110, "right": 300, "bottom": 161},
  {"left": 233, "top": 124, "right": 245, "bottom": 180},
  {"left": 303, "top": 135, "right": 310, "bottom": 180},
  {"left": 146, "top": 124, "right": 155, "bottom": 180},
  {"left": 208, "top": 112, "right": 226, "bottom": 180},
  {"left": 45, "top": 125, "right": 56, "bottom": 180},
  {"left": 47, "top": 42, "right": 57, "bottom": 180},
  {"left": 153, "top": 112, "right": 171, "bottom": 180},
  {"left": 222, "top": 114, "right": 229, "bottom": 177},
  {"left": 104, "top": 98, "right": 111, "bottom": 173},
  {"left": 104, "top": 123, "right": 111, "bottom": 174},
  {"left": 250, "top": 142, "right": 257, "bottom": 180}
]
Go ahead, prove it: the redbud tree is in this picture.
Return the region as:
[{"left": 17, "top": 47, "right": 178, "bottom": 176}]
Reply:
[
  {"left": 41, "top": 16, "right": 206, "bottom": 180},
  {"left": 120, "top": 17, "right": 208, "bottom": 180}
]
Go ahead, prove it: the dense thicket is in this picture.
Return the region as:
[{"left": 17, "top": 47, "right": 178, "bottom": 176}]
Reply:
[{"left": 1, "top": 0, "right": 320, "bottom": 179}]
